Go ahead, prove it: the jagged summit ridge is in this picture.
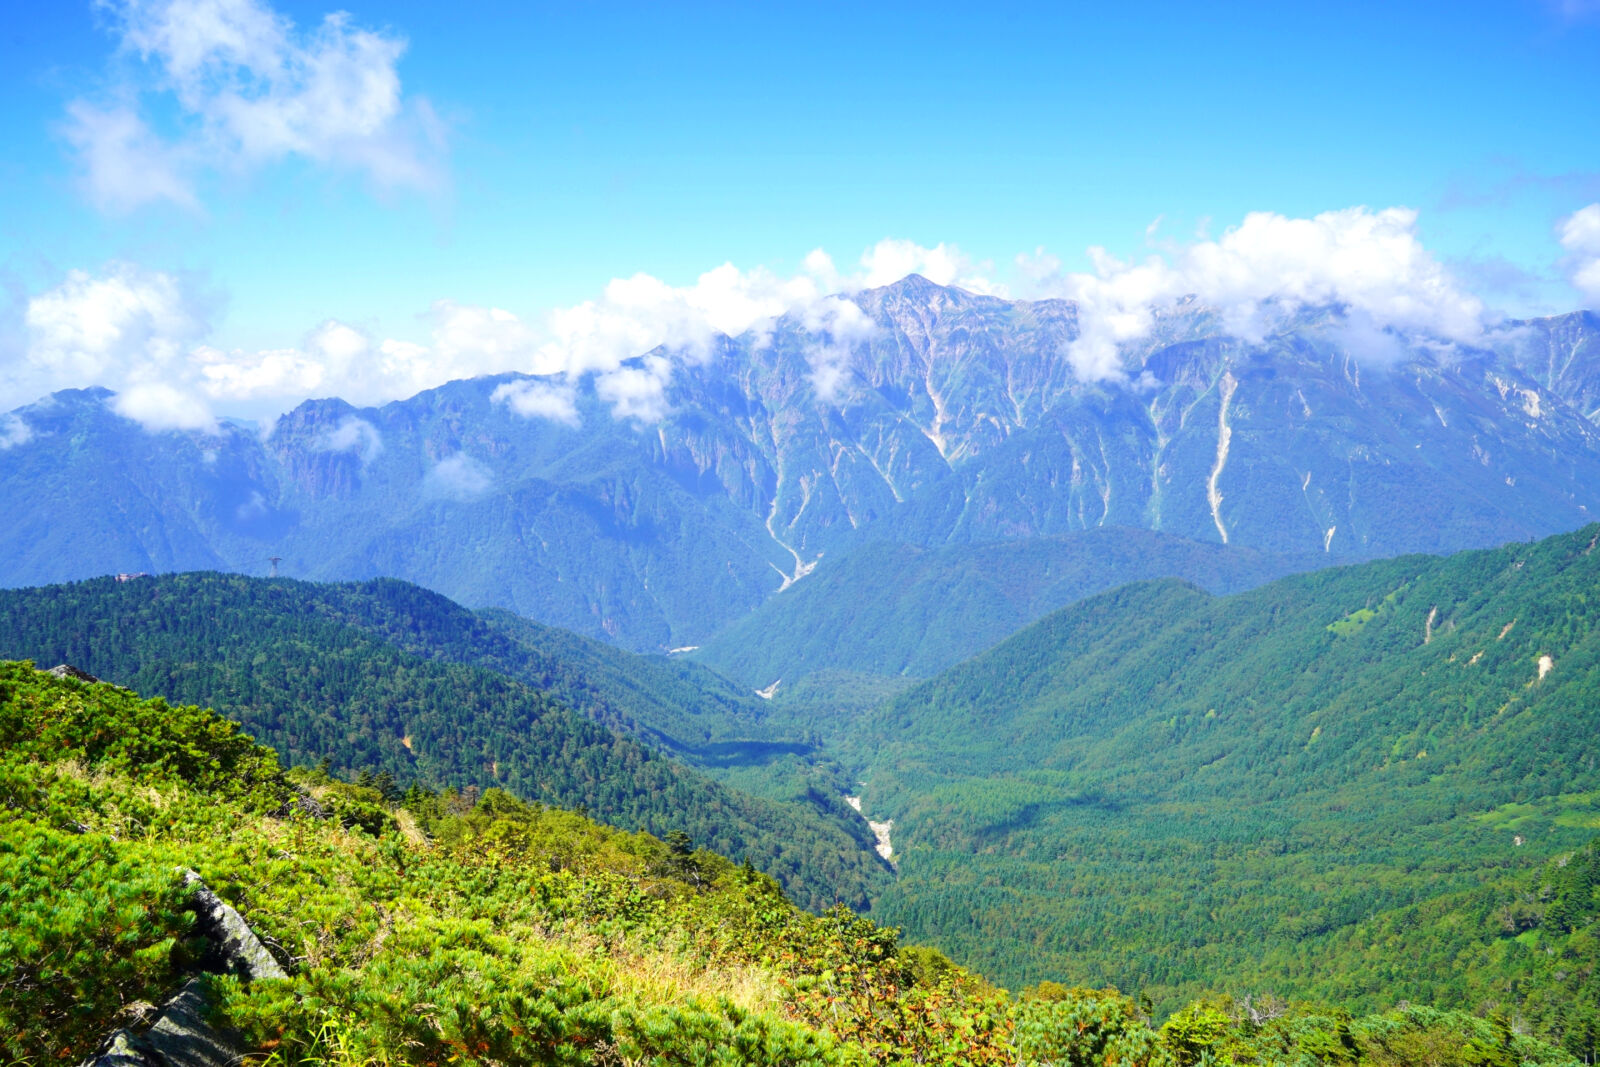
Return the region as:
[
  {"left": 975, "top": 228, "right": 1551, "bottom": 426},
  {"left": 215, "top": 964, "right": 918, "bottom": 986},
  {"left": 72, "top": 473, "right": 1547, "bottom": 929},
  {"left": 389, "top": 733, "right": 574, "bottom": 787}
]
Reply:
[{"left": 3, "top": 279, "right": 1599, "bottom": 649}]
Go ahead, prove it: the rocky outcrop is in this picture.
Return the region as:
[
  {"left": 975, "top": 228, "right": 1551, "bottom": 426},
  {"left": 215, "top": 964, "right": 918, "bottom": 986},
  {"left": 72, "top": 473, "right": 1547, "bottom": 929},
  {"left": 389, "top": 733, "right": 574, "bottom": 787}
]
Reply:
[
  {"left": 90, "top": 982, "right": 244, "bottom": 1067},
  {"left": 46, "top": 663, "right": 102, "bottom": 683},
  {"left": 79, "top": 871, "right": 286, "bottom": 1067},
  {"left": 181, "top": 871, "right": 287, "bottom": 983}
]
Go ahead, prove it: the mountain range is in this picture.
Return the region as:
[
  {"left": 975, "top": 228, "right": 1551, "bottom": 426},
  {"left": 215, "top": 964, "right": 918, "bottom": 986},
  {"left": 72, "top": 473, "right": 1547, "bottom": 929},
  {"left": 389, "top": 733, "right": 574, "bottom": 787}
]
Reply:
[{"left": 3, "top": 277, "right": 1597, "bottom": 666}]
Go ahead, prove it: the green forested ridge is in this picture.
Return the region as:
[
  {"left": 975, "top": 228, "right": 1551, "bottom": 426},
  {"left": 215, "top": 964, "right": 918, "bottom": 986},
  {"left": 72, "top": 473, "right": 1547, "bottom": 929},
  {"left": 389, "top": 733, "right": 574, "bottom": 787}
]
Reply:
[
  {"left": 850, "top": 525, "right": 1600, "bottom": 1053},
  {"left": 0, "top": 574, "right": 885, "bottom": 911},
  {"left": 471, "top": 606, "right": 806, "bottom": 756},
  {"left": 3, "top": 661, "right": 1585, "bottom": 1066},
  {"left": 692, "top": 530, "right": 1308, "bottom": 687}
]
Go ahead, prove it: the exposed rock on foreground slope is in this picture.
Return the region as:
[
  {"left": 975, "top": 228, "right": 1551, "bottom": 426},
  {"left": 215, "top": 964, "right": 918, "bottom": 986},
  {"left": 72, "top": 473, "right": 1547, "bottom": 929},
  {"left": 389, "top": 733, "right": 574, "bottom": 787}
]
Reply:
[{"left": 81, "top": 871, "right": 286, "bottom": 1067}]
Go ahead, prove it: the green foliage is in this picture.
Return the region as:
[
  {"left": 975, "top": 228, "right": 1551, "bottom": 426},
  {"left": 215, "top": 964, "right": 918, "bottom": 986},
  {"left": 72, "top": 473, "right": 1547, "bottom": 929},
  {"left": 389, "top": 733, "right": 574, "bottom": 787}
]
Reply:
[
  {"left": 1, "top": 662, "right": 1584, "bottom": 1065},
  {"left": 0, "top": 663, "right": 288, "bottom": 810},
  {"left": 473, "top": 607, "right": 782, "bottom": 756},
  {"left": 1159, "top": 1003, "right": 1231, "bottom": 1066},
  {"left": 0, "top": 822, "right": 194, "bottom": 1056},
  {"left": 0, "top": 574, "right": 888, "bottom": 911},
  {"left": 1327, "top": 605, "right": 1378, "bottom": 636},
  {"left": 1014, "top": 988, "right": 1158, "bottom": 1067},
  {"left": 611, "top": 1000, "right": 853, "bottom": 1067},
  {"left": 849, "top": 526, "right": 1600, "bottom": 1052}
]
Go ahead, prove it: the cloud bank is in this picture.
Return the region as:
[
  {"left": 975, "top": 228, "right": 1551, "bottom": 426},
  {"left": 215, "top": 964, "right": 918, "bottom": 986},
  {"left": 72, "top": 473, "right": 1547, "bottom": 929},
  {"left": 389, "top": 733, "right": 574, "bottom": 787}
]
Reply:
[
  {"left": 3, "top": 237, "right": 982, "bottom": 428},
  {"left": 6, "top": 208, "right": 1593, "bottom": 432},
  {"left": 10, "top": 262, "right": 221, "bottom": 429},
  {"left": 67, "top": 0, "right": 444, "bottom": 213},
  {"left": 1025, "top": 207, "right": 1488, "bottom": 379}
]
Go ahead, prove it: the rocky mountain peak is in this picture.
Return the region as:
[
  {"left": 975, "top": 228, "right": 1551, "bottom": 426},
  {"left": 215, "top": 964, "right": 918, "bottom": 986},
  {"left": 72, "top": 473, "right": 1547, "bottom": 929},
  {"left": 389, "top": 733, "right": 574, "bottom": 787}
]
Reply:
[{"left": 3, "top": 288, "right": 1600, "bottom": 651}]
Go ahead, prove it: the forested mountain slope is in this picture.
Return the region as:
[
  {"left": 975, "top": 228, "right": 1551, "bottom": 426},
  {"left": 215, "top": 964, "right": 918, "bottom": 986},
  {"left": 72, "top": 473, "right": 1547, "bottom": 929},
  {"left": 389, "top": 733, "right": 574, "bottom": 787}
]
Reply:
[
  {"left": 852, "top": 524, "right": 1600, "bottom": 1036},
  {"left": 4, "top": 661, "right": 1588, "bottom": 1066},
  {"left": 3, "top": 283, "right": 1597, "bottom": 650},
  {"left": 0, "top": 574, "right": 885, "bottom": 910},
  {"left": 472, "top": 606, "right": 789, "bottom": 753},
  {"left": 691, "top": 528, "right": 1307, "bottom": 686}
]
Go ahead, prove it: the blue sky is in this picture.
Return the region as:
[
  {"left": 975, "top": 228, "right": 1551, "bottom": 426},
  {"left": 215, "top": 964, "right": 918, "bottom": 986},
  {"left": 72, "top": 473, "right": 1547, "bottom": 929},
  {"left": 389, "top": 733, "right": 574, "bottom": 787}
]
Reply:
[{"left": 2, "top": 0, "right": 1599, "bottom": 423}]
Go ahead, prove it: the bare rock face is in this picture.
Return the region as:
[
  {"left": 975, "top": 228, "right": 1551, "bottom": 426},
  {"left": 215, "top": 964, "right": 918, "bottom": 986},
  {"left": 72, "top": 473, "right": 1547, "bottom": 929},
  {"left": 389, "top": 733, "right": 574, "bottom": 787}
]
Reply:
[
  {"left": 81, "top": 1030, "right": 148, "bottom": 1067},
  {"left": 78, "top": 872, "right": 286, "bottom": 1067}
]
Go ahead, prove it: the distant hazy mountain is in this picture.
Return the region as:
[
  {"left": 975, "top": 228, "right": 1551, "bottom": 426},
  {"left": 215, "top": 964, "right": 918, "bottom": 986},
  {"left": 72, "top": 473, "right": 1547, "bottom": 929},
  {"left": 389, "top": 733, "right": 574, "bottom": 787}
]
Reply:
[{"left": 2, "top": 279, "right": 1596, "bottom": 650}]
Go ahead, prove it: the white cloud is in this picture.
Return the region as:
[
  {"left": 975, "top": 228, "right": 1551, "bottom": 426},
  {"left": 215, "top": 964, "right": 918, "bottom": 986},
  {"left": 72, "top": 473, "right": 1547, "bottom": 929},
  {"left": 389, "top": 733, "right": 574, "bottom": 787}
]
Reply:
[
  {"left": 491, "top": 379, "right": 580, "bottom": 427},
  {"left": 24, "top": 263, "right": 210, "bottom": 382},
  {"left": 426, "top": 301, "right": 539, "bottom": 378},
  {"left": 67, "top": 0, "right": 443, "bottom": 212},
  {"left": 1026, "top": 207, "right": 1488, "bottom": 380},
  {"left": 196, "top": 342, "right": 324, "bottom": 401},
  {"left": 14, "top": 263, "right": 220, "bottom": 430},
  {"left": 798, "top": 297, "right": 878, "bottom": 402},
  {"left": 523, "top": 241, "right": 984, "bottom": 418},
  {"left": 5, "top": 219, "right": 1521, "bottom": 431},
  {"left": 11, "top": 264, "right": 550, "bottom": 425},
  {"left": 539, "top": 263, "right": 823, "bottom": 379},
  {"left": 1015, "top": 246, "right": 1064, "bottom": 285},
  {"left": 1558, "top": 204, "right": 1600, "bottom": 304},
  {"left": 423, "top": 452, "right": 492, "bottom": 501},
  {"left": 8, "top": 240, "right": 993, "bottom": 428},
  {"left": 596, "top": 355, "right": 674, "bottom": 423},
  {"left": 63, "top": 102, "right": 198, "bottom": 213},
  {"left": 0, "top": 413, "right": 32, "bottom": 450},
  {"left": 112, "top": 381, "right": 218, "bottom": 431},
  {"left": 1324, "top": 308, "right": 1410, "bottom": 367},
  {"left": 197, "top": 307, "right": 530, "bottom": 410},
  {"left": 318, "top": 415, "right": 382, "bottom": 463},
  {"left": 854, "top": 239, "right": 1005, "bottom": 295},
  {"left": 529, "top": 262, "right": 831, "bottom": 420}
]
